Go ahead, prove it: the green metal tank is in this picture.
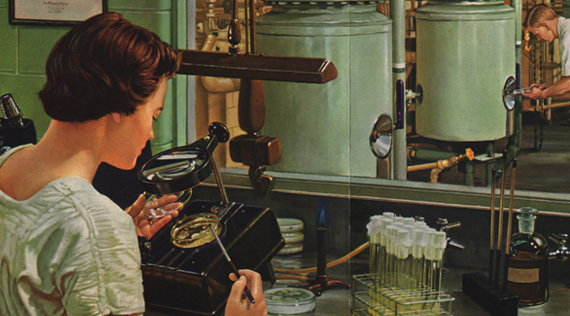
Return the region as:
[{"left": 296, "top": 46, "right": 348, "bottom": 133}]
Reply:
[
  {"left": 415, "top": 2, "right": 515, "bottom": 142},
  {"left": 256, "top": 1, "right": 391, "bottom": 177}
]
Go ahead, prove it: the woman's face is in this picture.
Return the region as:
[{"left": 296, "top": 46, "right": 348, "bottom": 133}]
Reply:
[{"left": 105, "top": 77, "right": 168, "bottom": 170}]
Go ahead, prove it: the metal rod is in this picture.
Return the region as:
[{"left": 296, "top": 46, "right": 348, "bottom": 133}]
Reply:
[
  {"left": 489, "top": 168, "right": 497, "bottom": 284},
  {"left": 210, "top": 153, "right": 229, "bottom": 206},
  {"left": 407, "top": 162, "right": 439, "bottom": 172},
  {"left": 503, "top": 159, "right": 517, "bottom": 292},
  {"left": 495, "top": 151, "right": 508, "bottom": 287},
  {"left": 208, "top": 224, "right": 255, "bottom": 304},
  {"left": 540, "top": 100, "right": 570, "bottom": 110},
  {"left": 227, "top": 0, "right": 241, "bottom": 54},
  {"left": 248, "top": 0, "right": 256, "bottom": 54},
  {"left": 390, "top": 0, "right": 407, "bottom": 181},
  {"left": 505, "top": 159, "right": 517, "bottom": 254}
]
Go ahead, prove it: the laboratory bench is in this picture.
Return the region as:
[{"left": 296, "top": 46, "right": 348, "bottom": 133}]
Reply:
[
  {"left": 145, "top": 250, "right": 570, "bottom": 315},
  {"left": 143, "top": 184, "right": 570, "bottom": 315}
]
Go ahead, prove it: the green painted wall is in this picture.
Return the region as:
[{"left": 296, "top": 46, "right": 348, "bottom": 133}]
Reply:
[{"left": 0, "top": 0, "right": 187, "bottom": 153}]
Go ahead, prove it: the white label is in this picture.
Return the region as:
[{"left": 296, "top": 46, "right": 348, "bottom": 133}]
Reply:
[{"left": 508, "top": 267, "right": 540, "bottom": 283}]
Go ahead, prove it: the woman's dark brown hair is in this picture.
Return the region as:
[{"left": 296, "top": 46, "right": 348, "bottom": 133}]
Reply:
[{"left": 39, "top": 12, "right": 179, "bottom": 122}]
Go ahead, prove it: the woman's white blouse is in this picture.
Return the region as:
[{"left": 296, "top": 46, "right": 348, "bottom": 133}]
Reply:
[{"left": 0, "top": 146, "right": 145, "bottom": 316}]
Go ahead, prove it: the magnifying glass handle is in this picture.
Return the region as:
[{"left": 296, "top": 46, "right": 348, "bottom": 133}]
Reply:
[
  {"left": 511, "top": 88, "right": 531, "bottom": 95},
  {"left": 208, "top": 224, "right": 255, "bottom": 304}
]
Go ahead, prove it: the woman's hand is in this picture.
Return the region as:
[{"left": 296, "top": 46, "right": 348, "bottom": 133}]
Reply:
[
  {"left": 225, "top": 270, "right": 267, "bottom": 316},
  {"left": 125, "top": 194, "right": 182, "bottom": 238}
]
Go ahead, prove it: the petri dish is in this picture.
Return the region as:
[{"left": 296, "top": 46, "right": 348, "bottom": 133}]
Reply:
[
  {"left": 277, "top": 218, "right": 304, "bottom": 255},
  {"left": 265, "top": 287, "right": 316, "bottom": 316},
  {"left": 277, "top": 218, "right": 304, "bottom": 233},
  {"left": 170, "top": 213, "right": 221, "bottom": 248}
]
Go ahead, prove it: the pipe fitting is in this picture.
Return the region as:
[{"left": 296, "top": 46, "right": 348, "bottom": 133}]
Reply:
[
  {"left": 199, "top": 34, "right": 241, "bottom": 93},
  {"left": 407, "top": 148, "right": 474, "bottom": 176}
]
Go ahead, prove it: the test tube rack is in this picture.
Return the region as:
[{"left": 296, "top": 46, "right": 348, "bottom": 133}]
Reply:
[{"left": 352, "top": 273, "right": 455, "bottom": 316}]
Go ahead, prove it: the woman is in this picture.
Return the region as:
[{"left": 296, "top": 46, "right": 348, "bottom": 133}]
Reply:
[{"left": 0, "top": 12, "right": 266, "bottom": 316}]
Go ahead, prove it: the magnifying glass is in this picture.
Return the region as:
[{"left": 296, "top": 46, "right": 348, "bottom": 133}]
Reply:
[{"left": 137, "top": 122, "right": 230, "bottom": 219}]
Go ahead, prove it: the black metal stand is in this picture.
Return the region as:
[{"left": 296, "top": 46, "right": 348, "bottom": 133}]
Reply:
[{"left": 301, "top": 227, "right": 350, "bottom": 296}]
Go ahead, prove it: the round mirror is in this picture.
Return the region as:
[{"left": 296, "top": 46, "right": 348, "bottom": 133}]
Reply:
[
  {"left": 138, "top": 146, "right": 213, "bottom": 195},
  {"left": 369, "top": 113, "right": 393, "bottom": 159},
  {"left": 502, "top": 76, "right": 516, "bottom": 111}
]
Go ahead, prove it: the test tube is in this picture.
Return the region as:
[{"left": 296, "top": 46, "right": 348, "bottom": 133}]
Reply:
[
  {"left": 424, "top": 230, "right": 447, "bottom": 312},
  {"left": 396, "top": 228, "right": 412, "bottom": 289},
  {"left": 385, "top": 224, "right": 400, "bottom": 278},
  {"left": 410, "top": 228, "right": 427, "bottom": 289},
  {"left": 378, "top": 216, "right": 392, "bottom": 277},
  {"left": 423, "top": 229, "right": 437, "bottom": 289},
  {"left": 367, "top": 218, "right": 382, "bottom": 316},
  {"left": 367, "top": 216, "right": 382, "bottom": 275},
  {"left": 432, "top": 231, "right": 447, "bottom": 292}
]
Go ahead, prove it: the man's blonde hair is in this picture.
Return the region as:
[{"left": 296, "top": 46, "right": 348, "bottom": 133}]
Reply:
[{"left": 524, "top": 4, "right": 558, "bottom": 28}]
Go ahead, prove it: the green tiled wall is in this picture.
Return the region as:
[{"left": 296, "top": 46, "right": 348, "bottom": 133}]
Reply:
[{"left": 0, "top": 0, "right": 187, "bottom": 153}]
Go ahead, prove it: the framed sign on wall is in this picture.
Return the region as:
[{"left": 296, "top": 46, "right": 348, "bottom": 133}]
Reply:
[{"left": 9, "top": 0, "right": 107, "bottom": 26}]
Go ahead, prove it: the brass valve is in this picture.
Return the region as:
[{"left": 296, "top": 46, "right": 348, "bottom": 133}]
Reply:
[{"left": 524, "top": 29, "right": 532, "bottom": 52}]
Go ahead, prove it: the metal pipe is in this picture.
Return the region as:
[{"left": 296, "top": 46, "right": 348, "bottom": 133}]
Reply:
[
  {"left": 228, "top": 0, "right": 240, "bottom": 54},
  {"left": 506, "top": 0, "right": 522, "bottom": 143},
  {"left": 210, "top": 154, "right": 230, "bottom": 206},
  {"left": 505, "top": 159, "right": 517, "bottom": 255},
  {"left": 391, "top": 0, "right": 407, "bottom": 181},
  {"left": 407, "top": 149, "right": 474, "bottom": 170},
  {"left": 407, "top": 162, "right": 440, "bottom": 173},
  {"left": 495, "top": 151, "right": 508, "bottom": 288},
  {"left": 248, "top": 0, "right": 256, "bottom": 54},
  {"left": 505, "top": 0, "right": 523, "bottom": 168},
  {"left": 407, "top": 150, "right": 474, "bottom": 183},
  {"left": 503, "top": 159, "right": 517, "bottom": 292},
  {"left": 539, "top": 100, "right": 570, "bottom": 110},
  {"left": 408, "top": 146, "right": 459, "bottom": 162},
  {"left": 489, "top": 168, "right": 497, "bottom": 284},
  {"left": 430, "top": 168, "right": 444, "bottom": 183},
  {"left": 512, "top": 0, "right": 522, "bottom": 65},
  {"left": 199, "top": 34, "right": 241, "bottom": 93}
]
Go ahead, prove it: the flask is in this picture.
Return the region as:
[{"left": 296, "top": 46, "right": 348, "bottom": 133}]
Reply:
[{"left": 506, "top": 207, "right": 549, "bottom": 305}]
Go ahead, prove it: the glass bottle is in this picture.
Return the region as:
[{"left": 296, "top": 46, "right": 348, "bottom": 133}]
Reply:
[{"left": 506, "top": 207, "right": 549, "bottom": 306}]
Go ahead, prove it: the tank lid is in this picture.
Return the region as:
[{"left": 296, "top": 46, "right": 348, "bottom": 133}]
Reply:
[
  {"left": 427, "top": 0, "right": 505, "bottom": 4},
  {"left": 265, "top": 0, "right": 383, "bottom": 3},
  {"left": 417, "top": 1, "right": 515, "bottom": 19}
]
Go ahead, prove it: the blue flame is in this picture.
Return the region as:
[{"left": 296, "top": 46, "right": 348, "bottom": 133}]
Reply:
[{"left": 316, "top": 198, "right": 330, "bottom": 228}]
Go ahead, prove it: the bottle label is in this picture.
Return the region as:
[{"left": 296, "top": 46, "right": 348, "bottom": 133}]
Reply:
[{"left": 508, "top": 267, "right": 540, "bottom": 283}]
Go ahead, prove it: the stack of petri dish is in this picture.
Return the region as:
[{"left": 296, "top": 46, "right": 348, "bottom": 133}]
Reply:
[{"left": 276, "top": 218, "right": 304, "bottom": 255}]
